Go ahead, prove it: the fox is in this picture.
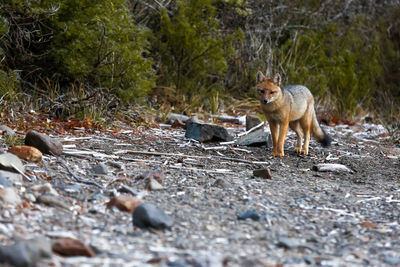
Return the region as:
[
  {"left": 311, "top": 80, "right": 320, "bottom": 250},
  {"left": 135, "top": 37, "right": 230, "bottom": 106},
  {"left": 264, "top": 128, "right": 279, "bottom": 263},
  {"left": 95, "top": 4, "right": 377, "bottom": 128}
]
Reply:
[{"left": 256, "top": 71, "right": 331, "bottom": 157}]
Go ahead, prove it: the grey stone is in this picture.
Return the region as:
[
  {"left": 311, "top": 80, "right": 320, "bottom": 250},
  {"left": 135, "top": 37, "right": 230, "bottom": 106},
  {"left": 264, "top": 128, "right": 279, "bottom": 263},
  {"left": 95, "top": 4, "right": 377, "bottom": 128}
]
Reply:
[
  {"left": 167, "top": 113, "right": 190, "bottom": 123},
  {"left": 0, "top": 173, "right": 12, "bottom": 187},
  {"left": 92, "top": 163, "right": 108, "bottom": 175},
  {"left": 0, "top": 153, "right": 24, "bottom": 174},
  {"left": 237, "top": 210, "right": 260, "bottom": 221},
  {"left": 0, "top": 236, "right": 52, "bottom": 267},
  {"left": 0, "top": 125, "right": 15, "bottom": 136},
  {"left": 277, "top": 237, "right": 306, "bottom": 249},
  {"left": 0, "top": 170, "right": 22, "bottom": 183},
  {"left": 236, "top": 128, "right": 271, "bottom": 147},
  {"left": 253, "top": 168, "right": 272, "bottom": 179},
  {"left": 24, "top": 130, "right": 63, "bottom": 156},
  {"left": 185, "top": 121, "right": 233, "bottom": 142},
  {"left": 147, "top": 177, "right": 163, "bottom": 191},
  {"left": 383, "top": 257, "right": 400, "bottom": 265},
  {"left": 246, "top": 115, "right": 263, "bottom": 131},
  {"left": 132, "top": 203, "right": 174, "bottom": 230},
  {"left": 0, "top": 187, "right": 21, "bottom": 204}
]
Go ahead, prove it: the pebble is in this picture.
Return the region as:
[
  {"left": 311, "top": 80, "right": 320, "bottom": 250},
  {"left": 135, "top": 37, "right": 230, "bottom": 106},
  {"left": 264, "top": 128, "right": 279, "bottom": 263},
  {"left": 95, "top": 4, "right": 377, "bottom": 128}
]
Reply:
[
  {"left": 0, "top": 187, "right": 21, "bottom": 205},
  {"left": 0, "top": 125, "right": 15, "bottom": 136},
  {"left": 24, "top": 130, "right": 63, "bottom": 156},
  {"left": 253, "top": 168, "right": 272, "bottom": 179},
  {"left": 185, "top": 121, "right": 233, "bottom": 142},
  {"left": 132, "top": 203, "right": 174, "bottom": 230},
  {"left": 0, "top": 173, "right": 12, "bottom": 187},
  {"left": 0, "top": 153, "right": 25, "bottom": 174},
  {"left": 147, "top": 177, "right": 163, "bottom": 191},
  {"left": 237, "top": 210, "right": 260, "bottom": 221},
  {"left": 92, "top": 163, "right": 109, "bottom": 175},
  {"left": 8, "top": 145, "right": 43, "bottom": 163},
  {"left": 0, "top": 236, "right": 52, "bottom": 267}
]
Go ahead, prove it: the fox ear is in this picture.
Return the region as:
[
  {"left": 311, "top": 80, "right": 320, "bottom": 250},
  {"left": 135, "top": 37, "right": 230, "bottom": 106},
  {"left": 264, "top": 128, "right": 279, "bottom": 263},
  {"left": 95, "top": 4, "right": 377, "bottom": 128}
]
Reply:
[
  {"left": 256, "top": 71, "right": 265, "bottom": 83},
  {"left": 273, "top": 73, "right": 281, "bottom": 86}
]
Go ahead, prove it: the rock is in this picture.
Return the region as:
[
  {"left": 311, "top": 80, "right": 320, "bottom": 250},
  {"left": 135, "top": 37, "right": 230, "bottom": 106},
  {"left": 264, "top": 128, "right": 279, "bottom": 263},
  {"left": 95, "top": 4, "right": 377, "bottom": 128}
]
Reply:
[
  {"left": 312, "top": 163, "right": 354, "bottom": 173},
  {"left": 147, "top": 177, "right": 163, "bottom": 191},
  {"left": 136, "top": 169, "right": 164, "bottom": 184},
  {"left": 237, "top": 210, "right": 260, "bottom": 221},
  {"left": 253, "top": 168, "right": 272, "bottom": 179},
  {"left": 92, "top": 163, "right": 108, "bottom": 175},
  {"left": 171, "top": 119, "right": 186, "bottom": 129},
  {"left": 277, "top": 237, "right": 306, "bottom": 249},
  {"left": 0, "top": 187, "right": 21, "bottom": 205},
  {"left": 52, "top": 237, "right": 96, "bottom": 257},
  {"left": 212, "top": 115, "right": 241, "bottom": 124},
  {"left": 213, "top": 178, "right": 230, "bottom": 188},
  {"left": 167, "top": 113, "right": 190, "bottom": 123},
  {"left": 132, "top": 203, "right": 174, "bottom": 230},
  {"left": 37, "top": 193, "right": 70, "bottom": 209},
  {"left": 360, "top": 221, "right": 377, "bottom": 228},
  {"left": 185, "top": 121, "right": 233, "bottom": 142},
  {"left": 0, "top": 236, "right": 52, "bottom": 267},
  {"left": 236, "top": 128, "right": 271, "bottom": 147},
  {"left": 246, "top": 115, "right": 263, "bottom": 131},
  {"left": 8, "top": 145, "right": 43, "bottom": 163},
  {"left": 0, "top": 173, "right": 12, "bottom": 187},
  {"left": 0, "top": 125, "right": 15, "bottom": 136},
  {"left": 383, "top": 256, "right": 400, "bottom": 265},
  {"left": 0, "top": 153, "right": 25, "bottom": 174},
  {"left": 0, "top": 170, "right": 22, "bottom": 183},
  {"left": 106, "top": 195, "right": 144, "bottom": 213},
  {"left": 30, "top": 183, "right": 59, "bottom": 196},
  {"left": 24, "top": 130, "right": 63, "bottom": 156}
]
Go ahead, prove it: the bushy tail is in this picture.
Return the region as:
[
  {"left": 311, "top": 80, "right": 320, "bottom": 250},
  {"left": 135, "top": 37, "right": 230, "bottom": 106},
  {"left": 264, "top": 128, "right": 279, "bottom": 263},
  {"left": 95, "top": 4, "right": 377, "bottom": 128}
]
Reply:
[{"left": 311, "top": 111, "right": 332, "bottom": 147}]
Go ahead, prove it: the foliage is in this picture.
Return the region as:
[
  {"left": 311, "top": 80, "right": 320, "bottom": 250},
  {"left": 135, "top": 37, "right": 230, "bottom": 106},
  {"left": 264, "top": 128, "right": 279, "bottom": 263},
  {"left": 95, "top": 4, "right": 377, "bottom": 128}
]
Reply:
[
  {"left": 152, "top": 0, "right": 243, "bottom": 104},
  {"left": 274, "top": 20, "right": 382, "bottom": 115}
]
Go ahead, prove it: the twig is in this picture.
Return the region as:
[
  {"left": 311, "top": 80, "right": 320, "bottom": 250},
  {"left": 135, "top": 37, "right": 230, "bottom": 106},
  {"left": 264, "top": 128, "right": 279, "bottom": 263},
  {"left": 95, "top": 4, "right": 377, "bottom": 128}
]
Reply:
[
  {"left": 11, "top": 163, "right": 32, "bottom": 182},
  {"left": 58, "top": 159, "right": 103, "bottom": 188}
]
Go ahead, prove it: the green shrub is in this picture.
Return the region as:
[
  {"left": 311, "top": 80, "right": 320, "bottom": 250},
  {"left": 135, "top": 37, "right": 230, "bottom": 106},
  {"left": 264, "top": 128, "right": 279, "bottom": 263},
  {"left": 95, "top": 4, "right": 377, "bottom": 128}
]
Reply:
[
  {"left": 49, "top": 0, "right": 155, "bottom": 102},
  {"left": 153, "top": 0, "right": 243, "bottom": 105}
]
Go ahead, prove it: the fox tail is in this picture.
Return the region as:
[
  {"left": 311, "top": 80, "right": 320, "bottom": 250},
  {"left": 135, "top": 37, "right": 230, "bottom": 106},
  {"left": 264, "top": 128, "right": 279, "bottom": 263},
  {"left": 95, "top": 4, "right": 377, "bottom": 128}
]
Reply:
[{"left": 311, "top": 111, "right": 331, "bottom": 147}]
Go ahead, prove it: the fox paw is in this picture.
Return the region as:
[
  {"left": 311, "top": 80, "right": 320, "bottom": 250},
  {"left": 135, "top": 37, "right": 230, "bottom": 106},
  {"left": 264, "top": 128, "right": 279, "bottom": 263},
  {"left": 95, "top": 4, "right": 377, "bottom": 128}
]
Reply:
[
  {"left": 272, "top": 151, "right": 284, "bottom": 157},
  {"left": 301, "top": 149, "right": 308, "bottom": 155},
  {"left": 294, "top": 147, "right": 302, "bottom": 153}
]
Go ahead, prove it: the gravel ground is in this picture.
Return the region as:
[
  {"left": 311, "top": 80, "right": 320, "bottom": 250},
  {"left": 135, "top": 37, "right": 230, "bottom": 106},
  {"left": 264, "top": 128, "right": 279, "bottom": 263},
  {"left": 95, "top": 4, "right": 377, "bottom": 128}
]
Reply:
[{"left": 1, "top": 121, "right": 399, "bottom": 266}]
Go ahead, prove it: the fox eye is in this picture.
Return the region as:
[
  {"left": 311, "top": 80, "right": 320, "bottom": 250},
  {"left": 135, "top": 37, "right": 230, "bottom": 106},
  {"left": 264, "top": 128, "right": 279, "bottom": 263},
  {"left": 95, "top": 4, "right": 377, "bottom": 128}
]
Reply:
[
  {"left": 270, "top": 91, "right": 276, "bottom": 94},
  {"left": 257, "top": 89, "right": 264, "bottom": 94}
]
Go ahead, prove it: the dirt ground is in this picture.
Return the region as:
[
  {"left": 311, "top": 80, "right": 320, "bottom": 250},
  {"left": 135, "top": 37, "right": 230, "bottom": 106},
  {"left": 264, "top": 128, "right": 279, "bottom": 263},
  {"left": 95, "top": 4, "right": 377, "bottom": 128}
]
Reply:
[{"left": 1, "top": 119, "right": 399, "bottom": 266}]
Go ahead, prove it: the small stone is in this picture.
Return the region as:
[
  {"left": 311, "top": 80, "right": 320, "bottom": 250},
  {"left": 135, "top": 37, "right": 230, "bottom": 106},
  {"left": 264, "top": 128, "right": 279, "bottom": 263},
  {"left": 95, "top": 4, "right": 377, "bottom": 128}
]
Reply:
[
  {"left": 132, "top": 203, "right": 174, "bottom": 230},
  {"left": 106, "top": 195, "right": 143, "bottom": 213},
  {"left": 277, "top": 237, "right": 305, "bottom": 249},
  {"left": 136, "top": 170, "right": 164, "bottom": 184},
  {"left": 167, "top": 113, "right": 190, "bottom": 123},
  {"left": 24, "top": 130, "right": 63, "bottom": 156},
  {"left": 313, "top": 163, "right": 354, "bottom": 173},
  {"left": 52, "top": 237, "right": 96, "bottom": 257},
  {"left": 8, "top": 145, "right": 43, "bottom": 163},
  {"left": 0, "top": 187, "right": 21, "bottom": 205},
  {"left": 237, "top": 210, "right": 260, "bottom": 221},
  {"left": 147, "top": 177, "right": 163, "bottom": 191},
  {"left": 246, "top": 115, "right": 263, "bottom": 131},
  {"left": 0, "top": 153, "right": 25, "bottom": 174},
  {"left": 30, "top": 183, "right": 59, "bottom": 196},
  {"left": 92, "top": 163, "right": 108, "bottom": 175},
  {"left": 253, "top": 168, "right": 272, "bottom": 179},
  {"left": 236, "top": 129, "right": 271, "bottom": 147},
  {"left": 360, "top": 221, "right": 376, "bottom": 228},
  {"left": 37, "top": 193, "right": 70, "bottom": 209},
  {"left": 213, "top": 178, "right": 230, "bottom": 188},
  {"left": 0, "top": 125, "right": 15, "bottom": 136},
  {"left": 185, "top": 121, "right": 233, "bottom": 142},
  {"left": 0, "top": 173, "right": 12, "bottom": 187},
  {"left": 0, "top": 236, "right": 52, "bottom": 267},
  {"left": 0, "top": 170, "right": 22, "bottom": 183},
  {"left": 383, "top": 256, "right": 400, "bottom": 265}
]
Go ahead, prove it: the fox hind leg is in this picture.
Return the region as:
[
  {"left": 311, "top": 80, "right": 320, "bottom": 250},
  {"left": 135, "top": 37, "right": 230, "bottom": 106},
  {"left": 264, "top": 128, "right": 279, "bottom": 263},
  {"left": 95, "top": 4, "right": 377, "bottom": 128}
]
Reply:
[{"left": 290, "top": 121, "right": 303, "bottom": 153}]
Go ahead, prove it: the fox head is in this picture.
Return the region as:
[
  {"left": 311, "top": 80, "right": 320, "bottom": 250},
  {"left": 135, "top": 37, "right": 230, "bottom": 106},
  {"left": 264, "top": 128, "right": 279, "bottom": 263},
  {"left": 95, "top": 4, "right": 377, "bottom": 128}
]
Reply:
[{"left": 256, "top": 71, "right": 282, "bottom": 104}]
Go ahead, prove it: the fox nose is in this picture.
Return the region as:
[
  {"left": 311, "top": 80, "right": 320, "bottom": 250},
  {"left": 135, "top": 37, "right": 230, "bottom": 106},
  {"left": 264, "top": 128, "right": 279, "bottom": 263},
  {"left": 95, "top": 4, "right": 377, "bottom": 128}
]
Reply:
[{"left": 263, "top": 99, "right": 269, "bottom": 104}]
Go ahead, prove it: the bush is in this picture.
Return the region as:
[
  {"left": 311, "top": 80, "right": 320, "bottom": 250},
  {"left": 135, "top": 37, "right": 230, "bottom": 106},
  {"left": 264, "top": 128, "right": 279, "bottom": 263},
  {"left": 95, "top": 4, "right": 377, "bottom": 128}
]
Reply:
[{"left": 152, "top": 0, "right": 243, "bottom": 107}]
